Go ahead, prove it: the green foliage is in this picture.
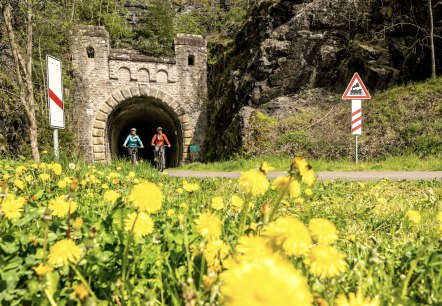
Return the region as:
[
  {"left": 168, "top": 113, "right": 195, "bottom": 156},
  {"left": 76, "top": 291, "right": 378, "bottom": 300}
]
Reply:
[
  {"left": 1, "top": 158, "right": 442, "bottom": 304},
  {"left": 136, "top": 0, "right": 176, "bottom": 57},
  {"left": 76, "top": 0, "right": 133, "bottom": 45},
  {"left": 174, "top": 13, "right": 204, "bottom": 35}
]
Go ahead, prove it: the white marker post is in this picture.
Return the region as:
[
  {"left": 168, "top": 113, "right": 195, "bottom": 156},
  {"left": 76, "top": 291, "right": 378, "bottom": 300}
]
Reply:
[
  {"left": 342, "top": 73, "right": 371, "bottom": 163},
  {"left": 47, "top": 55, "right": 65, "bottom": 160}
]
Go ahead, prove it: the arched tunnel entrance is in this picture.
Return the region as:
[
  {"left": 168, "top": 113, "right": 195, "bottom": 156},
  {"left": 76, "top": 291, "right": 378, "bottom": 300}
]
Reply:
[{"left": 107, "top": 97, "right": 183, "bottom": 167}]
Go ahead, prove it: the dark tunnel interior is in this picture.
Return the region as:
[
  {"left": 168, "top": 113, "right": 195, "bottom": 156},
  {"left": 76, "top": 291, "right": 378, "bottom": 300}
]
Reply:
[{"left": 107, "top": 97, "right": 183, "bottom": 167}]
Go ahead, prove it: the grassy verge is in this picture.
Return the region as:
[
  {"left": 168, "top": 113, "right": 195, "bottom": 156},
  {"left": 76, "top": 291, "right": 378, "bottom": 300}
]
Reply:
[{"left": 177, "top": 154, "right": 442, "bottom": 172}]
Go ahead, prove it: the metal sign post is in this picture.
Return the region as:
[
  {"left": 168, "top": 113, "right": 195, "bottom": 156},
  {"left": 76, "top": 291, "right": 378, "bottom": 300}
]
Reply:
[
  {"left": 47, "top": 55, "right": 64, "bottom": 160},
  {"left": 342, "top": 73, "right": 371, "bottom": 163}
]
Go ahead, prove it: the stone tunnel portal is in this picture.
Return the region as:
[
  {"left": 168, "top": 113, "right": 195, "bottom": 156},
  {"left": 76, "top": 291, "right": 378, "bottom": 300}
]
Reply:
[{"left": 107, "top": 97, "right": 183, "bottom": 167}]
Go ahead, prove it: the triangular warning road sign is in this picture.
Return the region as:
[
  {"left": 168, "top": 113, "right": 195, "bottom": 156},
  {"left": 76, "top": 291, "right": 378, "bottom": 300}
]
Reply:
[{"left": 342, "top": 72, "right": 371, "bottom": 100}]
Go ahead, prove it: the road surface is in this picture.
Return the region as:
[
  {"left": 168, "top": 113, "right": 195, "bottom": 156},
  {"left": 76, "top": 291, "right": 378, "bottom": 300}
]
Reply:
[{"left": 167, "top": 170, "right": 442, "bottom": 181}]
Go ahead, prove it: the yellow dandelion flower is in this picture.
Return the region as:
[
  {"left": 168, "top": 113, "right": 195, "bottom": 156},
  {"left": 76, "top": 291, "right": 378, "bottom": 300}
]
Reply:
[
  {"left": 291, "top": 157, "right": 309, "bottom": 172},
  {"left": 177, "top": 214, "right": 185, "bottom": 222},
  {"left": 196, "top": 212, "right": 222, "bottom": 240},
  {"left": 202, "top": 239, "right": 230, "bottom": 271},
  {"left": 260, "top": 162, "right": 274, "bottom": 174},
  {"left": 32, "top": 263, "right": 53, "bottom": 276},
  {"left": 167, "top": 209, "right": 175, "bottom": 217},
  {"left": 272, "top": 176, "right": 301, "bottom": 198},
  {"left": 238, "top": 169, "right": 269, "bottom": 196},
  {"left": 294, "top": 197, "right": 305, "bottom": 205},
  {"left": 3, "top": 173, "right": 10, "bottom": 181},
  {"left": 14, "top": 179, "right": 25, "bottom": 190},
  {"left": 127, "top": 171, "right": 136, "bottom": 179},
  {"left": 304, "top": 244, "right": 347, "bottom": 278},
  {"left": 124, "top": 212, "right": 154, "bottom": 239},
  {"left": 104, "top": 190, "right": 120, "bottom": 204},
  {"left": 183, "top": 181, "right": 200, "bottom": 193},
  {"left": 234, "top": 235, "right": 274, "bottom": 263},
  {"left": 437, "top": 212, "right": 442, "bottom": 222},
  {"left": 179, "top": 202, "right": 189, "bottom": 209},
  {"left": 42, "top": 150, "right": 48, "bottom": 154},
  {"left": 15, "top": 165, "right": 26, "bottom": 176},
  {"left": 101, "top": 184, "right": 109, "bottom": 189},
  {"left": 74, "top": 217, "right": 83, "bottom": 229},
  {"left": 57, "top": 179, "right": 67, "bottom": 189},
  {"left": 48, "top": 239, "right": 82, "bottom": 267},
  {"left": 25, "top": 175, "right": 33, "bottom": 182},
  {"left": 177, "top": 187, "right": 184, "bottom": 194},
  {"left": 51, "top": 163, "right": 62, "bottom": 176},
  {"left": 301, "top": 169, "right": 315, "bottom": 186},
  {"left": 263, "top": 216, "right": 312, "bottom": 256},
  {"left": 335, "top": 291, "right": 380, "bottom": 306},
  {"left": 1, "top": 194, "right": 26, "bottom": 219},
  {"left": 74, "top": 283, "right": 89, "bottom": 300},
  {"left": 304, "top": 188, "right": 313, "bottom": 196},
  {"left": 231, "top": 195, "right": 244, "bottom": 213},
  {"left": 406, "top": 210, "right": 421, "bottom": 224},
  {"left": 211, "top": 197, "right": 224, "bottom": 210},
  {"left": 48, "top": 196, "right": 78, "bottom": 218},
  {"left": 31, "top": 163, "right": 38, "bottom": 169},
  {"left": 309, "top": 218, "right": 339, "bottom": 245},
  {"left": 220, "top": 256, "right": 313, "bottom": 306},
  {"left": 128, "top": 181, "right": 163, "bottom": 213},
  {"left": 39, "top": 173, "right": 51, "bottom": 182},
  {"left": 133, "top": 178, "right": 140, "bottom": 184}
]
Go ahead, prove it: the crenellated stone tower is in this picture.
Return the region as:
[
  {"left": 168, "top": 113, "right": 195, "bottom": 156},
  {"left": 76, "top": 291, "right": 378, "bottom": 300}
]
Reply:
[{"left": 71, "top": 25, "right": 207, "bottom": 166}]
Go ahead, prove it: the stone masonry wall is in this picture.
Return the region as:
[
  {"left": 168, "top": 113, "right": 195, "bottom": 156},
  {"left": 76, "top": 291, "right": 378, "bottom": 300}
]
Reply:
[{"left": 71, "top": 25, "right": 207, "bottom": 162}]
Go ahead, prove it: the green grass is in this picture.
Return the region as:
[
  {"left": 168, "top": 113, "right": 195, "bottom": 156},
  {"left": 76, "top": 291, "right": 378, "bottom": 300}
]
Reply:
[{"left": 177, "top": 154, "right": 442, "bottom": 172}]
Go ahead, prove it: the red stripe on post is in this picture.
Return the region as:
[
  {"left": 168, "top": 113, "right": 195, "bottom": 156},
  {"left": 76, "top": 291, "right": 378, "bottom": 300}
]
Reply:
[
  {"left": 352, "top": 116, "right": 362, "bottom": 125},
  {"left": 49, "top": 89, "right": 63, "bottom": 110},
  {"left": 352, "top": 124, "right": 362, "bottom": 132},
  {"left": 351, "top": 108, "right": 361, "bottom": 117}
]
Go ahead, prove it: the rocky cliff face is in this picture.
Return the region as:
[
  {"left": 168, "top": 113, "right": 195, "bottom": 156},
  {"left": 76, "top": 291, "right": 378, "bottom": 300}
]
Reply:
[{"left": 206, "top": 0, "right": 442, "bottom": 160}]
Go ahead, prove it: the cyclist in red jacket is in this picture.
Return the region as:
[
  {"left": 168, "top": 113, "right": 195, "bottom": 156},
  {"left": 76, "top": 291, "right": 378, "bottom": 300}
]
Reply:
[{"left": 151, "top": 127, "right": 171, "bottom": 163}]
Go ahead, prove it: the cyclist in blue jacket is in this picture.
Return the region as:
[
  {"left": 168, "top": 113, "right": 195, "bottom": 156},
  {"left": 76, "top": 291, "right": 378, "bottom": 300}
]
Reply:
[{"left": 123, "top": 128, "right": 144, "bottom": 163}]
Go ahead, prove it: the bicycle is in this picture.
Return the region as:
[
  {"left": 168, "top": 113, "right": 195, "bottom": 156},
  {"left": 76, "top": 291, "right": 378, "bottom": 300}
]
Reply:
[
  {"left": 127, "top": 146, "right": 143, "bottom": 165},
  {"left": 154, "top": 146, "right": 167, "bottom": 172}
]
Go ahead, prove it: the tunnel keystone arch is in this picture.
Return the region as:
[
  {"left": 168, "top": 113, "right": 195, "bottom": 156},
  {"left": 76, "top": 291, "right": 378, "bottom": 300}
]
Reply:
[
  {"left": 91, "top": 86, "right": 193, "bottom": 163},
  {"left": 72, "top": 25, "right": 207, "bottom": 164}
]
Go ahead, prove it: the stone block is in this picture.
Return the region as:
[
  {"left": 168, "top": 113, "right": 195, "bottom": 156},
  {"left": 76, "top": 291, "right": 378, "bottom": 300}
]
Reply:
[
  {"left": 184, "top": 137, "right": 192, "bottom": 146},
  {"left": 130, "top": 86, "right": 140, "bottom": 97},
  {"left": 93, "top": 137, "right": 105, "bottom": 145},
  {"left": 157, "top": 90, "right": 166, "bottom": 101},
  {"left": 121, "top": 88, "right": 132, "bottom": 100},
  {"left": 94, "top": 153, "right": 106, "bottom": 161},
  {"left": 93, "top": 121, "right": 106, "bottom": 129},
  {"left": 93, "top": 145, "right": 105, "bottom": 153},
  {"left": 179, "top": 114, "right": 190, "bottom": 124},
  {"left": 150, "top": 87, "right": 159, "bottom": 98},
  {"left": 100, "top": 102, "right": 112, "bottom": 114},
  {"left": 95, "top": 111, "right": 107, "bottom": 122},
  {"left": 112, "top": 91, "right": 125, "bottom": 103},
  {"left": 92, "top": 128, "right": 104, "bottom": 137},
  {"left": 106, "top": 97, "right": 118, "bottom": 109},
  {"left": 140, "top": 86, "right": 150, "bottom": 96},
  {"left": 175, "top": 107, "right": 185, "bottom": 117},
  {"left": 183, "top": 130, "right": 193, "bottom": 138}
]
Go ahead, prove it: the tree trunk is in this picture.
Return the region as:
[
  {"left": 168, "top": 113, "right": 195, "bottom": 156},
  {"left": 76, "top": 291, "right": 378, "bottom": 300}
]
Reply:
[
  {"left": 2, "top": 0, "right": 40, "bottom": 162},
  {"left": 429, "top": 0, "right": 436, "bottom": 78}
]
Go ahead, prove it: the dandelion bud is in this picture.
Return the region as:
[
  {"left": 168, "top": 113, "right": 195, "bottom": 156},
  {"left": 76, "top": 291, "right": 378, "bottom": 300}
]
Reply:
[{"left": 70, "top": 179, "right": 79, "bottom": 192}]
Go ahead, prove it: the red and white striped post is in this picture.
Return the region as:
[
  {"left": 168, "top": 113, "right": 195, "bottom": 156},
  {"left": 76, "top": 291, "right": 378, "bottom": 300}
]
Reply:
[
  {"left": 47, "top": 55, "right": 65, "bottom": 160},
  {"left": 351, "top": 100, "right": 362, "bottom": 163},
  {"left": 342, "top": 73, "right": 371, "bottom": 163}
]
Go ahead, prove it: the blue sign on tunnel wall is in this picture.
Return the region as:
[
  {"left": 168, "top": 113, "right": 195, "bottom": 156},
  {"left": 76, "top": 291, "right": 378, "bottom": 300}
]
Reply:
[{"left": 189, "top": 146, "right": 201, "bottom": 152}]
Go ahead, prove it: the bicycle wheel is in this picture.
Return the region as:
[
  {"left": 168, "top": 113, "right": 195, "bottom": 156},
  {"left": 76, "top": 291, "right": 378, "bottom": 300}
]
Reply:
[
  {"left": 160, "top": 151, "right": 165, "bottom": 172},
  {"left": 155, "top": 151, "right": 162, "bottom": 171}
]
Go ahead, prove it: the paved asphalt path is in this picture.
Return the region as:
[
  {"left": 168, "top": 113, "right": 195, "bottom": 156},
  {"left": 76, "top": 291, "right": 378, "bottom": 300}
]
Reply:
[{"left": 167, "top": 170, "right": 442, "bottom": 181}]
